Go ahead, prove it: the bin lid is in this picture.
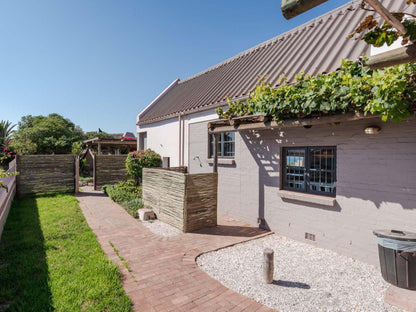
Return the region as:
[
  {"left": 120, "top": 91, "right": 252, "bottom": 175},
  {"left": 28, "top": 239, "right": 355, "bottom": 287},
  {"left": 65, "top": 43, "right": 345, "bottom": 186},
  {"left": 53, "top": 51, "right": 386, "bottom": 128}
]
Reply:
[{"left": 373, "top": 229, "right": 416, "bottom": 241}]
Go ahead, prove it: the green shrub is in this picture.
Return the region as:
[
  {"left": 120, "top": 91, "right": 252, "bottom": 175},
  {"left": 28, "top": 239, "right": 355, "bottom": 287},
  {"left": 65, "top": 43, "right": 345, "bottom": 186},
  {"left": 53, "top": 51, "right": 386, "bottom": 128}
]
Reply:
[
  {"left": 102, "top": 182, "right": 144, "bottom": 218},
  {"left": 126, "top": 149, "right": 161, "bottom": 182},
  {"left": 122, "top": 198, "right": 144, "bottom": 218},
  {"left": 116, "top": 179, "right": 142, "bottom": 198},
  {"left": 102, "top": 184, "right": 135, "bottom": 204}
]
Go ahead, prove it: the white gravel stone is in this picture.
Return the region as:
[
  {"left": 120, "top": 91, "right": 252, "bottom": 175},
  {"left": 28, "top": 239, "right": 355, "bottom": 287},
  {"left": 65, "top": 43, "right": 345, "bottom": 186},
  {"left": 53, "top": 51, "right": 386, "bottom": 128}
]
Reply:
[
  {"left": 140, "top": 219, "right": 182, "bottom": 237},
  {"left": 197, "top": 234, "right": 404, "bottom": 312}
]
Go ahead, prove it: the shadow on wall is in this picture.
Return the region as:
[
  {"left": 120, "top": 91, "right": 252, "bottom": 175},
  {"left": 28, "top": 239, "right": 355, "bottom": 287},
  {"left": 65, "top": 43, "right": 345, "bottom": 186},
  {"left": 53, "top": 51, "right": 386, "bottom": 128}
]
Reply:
[
  {"left": 241, "top": 127, "right": 415, "bottom": 223},
  {"left": 241, "top": 130, "right": 280, "bottom": 231},
  {"left": 192, "top": 224, "right": 268, "bottom": 237},
  {"left": 281, "top": 198, "right": 342, "bottom": 212}
]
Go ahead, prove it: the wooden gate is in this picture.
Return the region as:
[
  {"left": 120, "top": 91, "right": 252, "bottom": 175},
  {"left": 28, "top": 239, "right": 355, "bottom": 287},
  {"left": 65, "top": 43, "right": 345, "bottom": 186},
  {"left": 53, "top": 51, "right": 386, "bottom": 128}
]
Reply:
[{"left": 93, "top": 155, "right": 127, "bottom": 190}]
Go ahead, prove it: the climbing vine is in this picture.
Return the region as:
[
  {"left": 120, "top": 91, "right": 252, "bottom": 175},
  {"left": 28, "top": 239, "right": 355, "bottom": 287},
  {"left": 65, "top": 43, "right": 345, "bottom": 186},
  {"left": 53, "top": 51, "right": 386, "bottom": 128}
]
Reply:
[
  {"left": 216, "top": 59, "right": 416, "bottom": 123},
  {"left": 349, "top": 1, "right": 416, "bottom": 47}
]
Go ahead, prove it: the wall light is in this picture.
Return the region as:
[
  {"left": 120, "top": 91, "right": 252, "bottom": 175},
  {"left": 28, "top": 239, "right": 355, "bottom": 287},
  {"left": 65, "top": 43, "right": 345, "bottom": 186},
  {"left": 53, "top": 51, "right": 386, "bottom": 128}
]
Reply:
[{"left": 364, "top": 126, "right": 381, "bottom": 135}]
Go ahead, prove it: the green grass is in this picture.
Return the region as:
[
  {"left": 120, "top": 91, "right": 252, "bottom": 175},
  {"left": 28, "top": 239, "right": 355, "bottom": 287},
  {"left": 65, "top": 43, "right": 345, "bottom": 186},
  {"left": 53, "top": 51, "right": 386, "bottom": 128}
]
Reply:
[{"left": 0, "top": 194, "right": 132, "bottom": 312}]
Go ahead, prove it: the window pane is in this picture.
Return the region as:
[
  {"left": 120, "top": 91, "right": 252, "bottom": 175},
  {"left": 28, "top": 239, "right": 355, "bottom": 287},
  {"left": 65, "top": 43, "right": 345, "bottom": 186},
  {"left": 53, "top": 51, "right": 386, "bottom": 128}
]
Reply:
[
  {"left": 224, "top": 142, "right": 234, "bottom": 157},
  {"left": 309, "top": 148, "right": 336, "bottom": 194},
  {"left": 223, "top": 132, "right": 235, "bottom": 142},
  {"left": 209, "top": 132, "right": 235, "bottom": 158},
  {"left": 284, "top": 148, "right": 306, "bottom": 191},
  {"left": 209, "top": 134, "right": 214, "bottom": 158}
]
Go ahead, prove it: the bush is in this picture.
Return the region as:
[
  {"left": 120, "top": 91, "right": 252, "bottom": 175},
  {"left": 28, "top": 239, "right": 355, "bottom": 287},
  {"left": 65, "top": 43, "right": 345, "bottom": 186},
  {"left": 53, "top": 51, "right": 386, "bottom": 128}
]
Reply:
[
  {"left": 102, "top": 180, "right": 143, "bottom": 218},
  {"left": 102, "top": 184, "right": 140, "bottom": 204},
  {"left": 116, "top": 179, "right": 142, "bottom": 198},
  {"left": 126, "top": 149, "right": 161, "bottom": 182},
  {"left": 122, "top": 198, "right": 144, "bottom": 218}
]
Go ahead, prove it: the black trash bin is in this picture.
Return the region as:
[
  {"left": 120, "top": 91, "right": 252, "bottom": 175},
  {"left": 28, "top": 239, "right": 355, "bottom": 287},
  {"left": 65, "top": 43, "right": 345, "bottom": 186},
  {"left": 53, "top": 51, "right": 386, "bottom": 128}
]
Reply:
[{"left": 373, "top": 229, "right": 416, "bottom": 290}]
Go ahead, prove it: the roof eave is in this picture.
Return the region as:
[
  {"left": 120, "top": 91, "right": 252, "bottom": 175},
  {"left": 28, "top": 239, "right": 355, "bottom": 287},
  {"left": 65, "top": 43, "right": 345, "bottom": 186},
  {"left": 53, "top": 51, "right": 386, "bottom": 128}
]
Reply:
[{"left": 137, "top": 95, "right": 250, "bottom": 126}]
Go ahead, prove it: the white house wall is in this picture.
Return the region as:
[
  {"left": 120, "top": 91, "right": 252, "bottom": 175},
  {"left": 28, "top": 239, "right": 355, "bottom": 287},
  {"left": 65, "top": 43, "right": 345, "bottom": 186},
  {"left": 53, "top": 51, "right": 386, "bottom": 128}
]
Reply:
[
  {"left": 137, "top": 108, "right": 219, "bottom": 168},
  {"left": 137, "top": 118, "right": 180, "bottom": 167},
  {"left": 183, "top": 109, "right": 218, "bottom": 168}
]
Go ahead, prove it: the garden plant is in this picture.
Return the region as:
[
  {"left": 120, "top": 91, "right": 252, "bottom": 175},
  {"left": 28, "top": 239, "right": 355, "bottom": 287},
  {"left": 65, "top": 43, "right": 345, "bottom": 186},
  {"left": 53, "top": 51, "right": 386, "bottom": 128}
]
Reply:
[
  {"left": 217, "top": 59, "right": 416, "bottom": 123},
  {"left": 102, "top": 149, "right": 161, "bottom": 218}
]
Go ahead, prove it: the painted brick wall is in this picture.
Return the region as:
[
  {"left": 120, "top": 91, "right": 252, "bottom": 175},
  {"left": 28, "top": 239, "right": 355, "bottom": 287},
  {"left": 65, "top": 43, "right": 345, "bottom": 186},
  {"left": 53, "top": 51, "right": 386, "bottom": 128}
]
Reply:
[
  {"left": 189, "top": 121, "right": 212, "bottom": 174},
  {"left": 189, "top": 117, "right": 416, "bottom": 266}
]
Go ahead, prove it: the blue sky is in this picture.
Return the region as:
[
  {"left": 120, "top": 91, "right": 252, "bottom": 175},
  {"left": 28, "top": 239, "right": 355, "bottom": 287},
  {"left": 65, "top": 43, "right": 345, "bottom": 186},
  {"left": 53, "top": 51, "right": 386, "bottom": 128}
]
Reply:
[{"left": 0, "top": 0, "right": 351, "bottom": 134}]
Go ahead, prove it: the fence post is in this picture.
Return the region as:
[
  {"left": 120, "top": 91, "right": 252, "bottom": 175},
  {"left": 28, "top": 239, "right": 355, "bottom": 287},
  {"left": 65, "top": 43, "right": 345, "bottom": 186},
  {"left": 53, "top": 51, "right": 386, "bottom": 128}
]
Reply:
[
  {"left": 93, "top": 153, "right": 96, "bottom": 190},
  {"left": 213, "top": 133, "right": 218, "bottom": 173},
  {"left": 75, "top": 156, "right": 79, "bottom": 194},
  {"left": 263, "top": 248, "right": 274, "bottom": 284}
]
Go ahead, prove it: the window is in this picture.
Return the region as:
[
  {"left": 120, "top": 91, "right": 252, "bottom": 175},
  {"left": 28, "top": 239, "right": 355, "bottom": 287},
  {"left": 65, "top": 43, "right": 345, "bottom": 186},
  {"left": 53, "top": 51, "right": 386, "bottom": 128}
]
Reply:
[
  {"left": 209, "top": 132, "right": 235, "bottom": 158},
  {"left": 138, "top": 132, "right": 147, "bottom": 150},
  {"left": 282, "top": 146, "right": 336, "bottom": 197}
]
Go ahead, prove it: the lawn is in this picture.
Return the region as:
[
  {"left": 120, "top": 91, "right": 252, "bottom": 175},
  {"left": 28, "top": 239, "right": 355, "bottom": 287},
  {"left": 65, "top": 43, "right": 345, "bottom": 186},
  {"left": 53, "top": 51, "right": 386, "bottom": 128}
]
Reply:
[{"left": 0, "top": 194, "right": 132, "bottom": 312}]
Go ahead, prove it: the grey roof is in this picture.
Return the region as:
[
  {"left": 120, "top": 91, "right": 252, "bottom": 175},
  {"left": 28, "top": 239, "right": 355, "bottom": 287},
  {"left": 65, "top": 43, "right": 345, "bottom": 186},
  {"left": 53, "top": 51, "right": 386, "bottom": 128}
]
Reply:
[
  {"left": 138, "top": 0, "right": 412, "bottom": 125},
  {"left": 123, "top": 132, "right": 136, "bottom": 138}
]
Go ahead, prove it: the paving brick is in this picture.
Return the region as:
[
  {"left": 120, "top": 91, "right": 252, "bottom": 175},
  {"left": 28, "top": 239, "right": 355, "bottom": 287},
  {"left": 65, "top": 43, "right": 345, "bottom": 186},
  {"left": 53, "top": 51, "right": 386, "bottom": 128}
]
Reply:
[{"left": 77, "top": 187, "right": 274, "bottom": 312}]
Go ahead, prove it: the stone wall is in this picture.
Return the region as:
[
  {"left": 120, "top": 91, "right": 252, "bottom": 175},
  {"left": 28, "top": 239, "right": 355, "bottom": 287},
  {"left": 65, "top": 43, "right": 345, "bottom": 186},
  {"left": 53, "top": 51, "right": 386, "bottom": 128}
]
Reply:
[
  {"left": 142, "top": 168, "right": 217, "bottom": 232},
  {"left": 94, "top": 155, "right": 127, "bottom": 190},
  {"left": 16, "top": 155, "right": 75, "bottom": 197}
]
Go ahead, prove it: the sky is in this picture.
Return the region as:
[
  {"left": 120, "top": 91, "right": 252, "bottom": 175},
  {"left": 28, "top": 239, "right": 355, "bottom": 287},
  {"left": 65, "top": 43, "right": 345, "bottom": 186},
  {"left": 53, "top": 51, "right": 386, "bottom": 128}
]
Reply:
[{"left": 0, "top": 0, "right": 352, "bottom": 135}]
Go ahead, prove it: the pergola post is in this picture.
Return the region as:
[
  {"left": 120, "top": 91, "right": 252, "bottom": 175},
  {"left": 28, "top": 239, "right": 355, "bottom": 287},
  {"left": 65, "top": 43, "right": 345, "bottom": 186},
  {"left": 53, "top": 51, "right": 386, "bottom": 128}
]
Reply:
[
  {"left": 75, "top": 156, "right": 79, "bottom": 194},
  {"left": 97, "top": 143, "right": 102, "bottom": 155},
  {"left": 213, "top": 133, "right": 218, "bottom": 173}
]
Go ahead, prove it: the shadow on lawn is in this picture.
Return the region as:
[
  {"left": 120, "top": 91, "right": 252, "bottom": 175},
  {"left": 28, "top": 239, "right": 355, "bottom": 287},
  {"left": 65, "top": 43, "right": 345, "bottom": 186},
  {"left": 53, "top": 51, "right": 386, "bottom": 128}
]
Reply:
[{"left": 0, "top": 196, "right": 53, "bottom": 311}]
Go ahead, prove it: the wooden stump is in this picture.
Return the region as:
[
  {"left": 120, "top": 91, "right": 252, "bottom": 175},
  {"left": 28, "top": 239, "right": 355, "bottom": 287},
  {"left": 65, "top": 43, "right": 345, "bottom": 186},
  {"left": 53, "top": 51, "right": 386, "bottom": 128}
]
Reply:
[{"left": 263, "top": 248, "right": 274, "bottom": 284}]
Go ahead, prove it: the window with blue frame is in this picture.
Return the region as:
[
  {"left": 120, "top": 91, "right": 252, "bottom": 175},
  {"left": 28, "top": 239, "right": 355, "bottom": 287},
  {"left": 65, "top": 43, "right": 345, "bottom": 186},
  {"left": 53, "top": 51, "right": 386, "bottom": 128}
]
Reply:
[
  {"left": 208, "top": 132, "right": 235, "bottom": 158},
  {"left": 282, "top": 146, "right": 336, "bottom": 197}
]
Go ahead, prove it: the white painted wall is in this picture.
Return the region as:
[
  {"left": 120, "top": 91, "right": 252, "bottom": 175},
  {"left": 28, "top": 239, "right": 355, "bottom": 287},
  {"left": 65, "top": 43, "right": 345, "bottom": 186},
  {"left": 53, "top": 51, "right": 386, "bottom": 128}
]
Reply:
[
  {"left": 137, "top": 108, "right": 221, "bottom": 168},
  {"left": 137, "top": 118, "right": 180, "bottom": 167}
]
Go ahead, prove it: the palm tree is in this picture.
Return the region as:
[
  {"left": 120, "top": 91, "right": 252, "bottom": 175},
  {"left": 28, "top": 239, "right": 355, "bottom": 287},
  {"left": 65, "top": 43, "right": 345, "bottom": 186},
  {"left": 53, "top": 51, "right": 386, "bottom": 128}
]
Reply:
[{"left": 0, "top": 120, "right": 16, "bottom": 144}]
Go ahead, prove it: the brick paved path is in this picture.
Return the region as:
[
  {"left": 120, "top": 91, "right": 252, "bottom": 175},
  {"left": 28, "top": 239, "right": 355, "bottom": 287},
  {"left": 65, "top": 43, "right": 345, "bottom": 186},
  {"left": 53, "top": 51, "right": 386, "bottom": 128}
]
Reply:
[{"left": 77, "top": 187, "right": 274, "bottom": 312}]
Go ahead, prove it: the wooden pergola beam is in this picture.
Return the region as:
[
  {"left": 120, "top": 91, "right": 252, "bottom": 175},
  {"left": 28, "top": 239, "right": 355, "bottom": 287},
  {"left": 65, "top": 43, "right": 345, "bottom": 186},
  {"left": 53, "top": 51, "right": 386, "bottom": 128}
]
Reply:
[
  {"left": 208, "top": 112, "right": 380, "bottom": 134},
  {"left": 364, "top": 0, "right": 408, "bottom": 37}
]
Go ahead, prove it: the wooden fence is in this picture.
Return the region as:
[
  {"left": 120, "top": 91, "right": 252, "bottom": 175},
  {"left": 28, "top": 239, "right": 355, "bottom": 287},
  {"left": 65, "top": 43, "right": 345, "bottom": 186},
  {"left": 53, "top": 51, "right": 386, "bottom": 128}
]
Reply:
[
  {"left": 0, "top": 160, "right": 17, "bottom": 238},
  {"left": 16, "top": 155, "right": 75, "bottom": 197},
  {"left": 94, "top": 155, "right": 127, "bottom": 190},
  {"left": 142, "top": 168, "right": 217, "bottom": 232}
]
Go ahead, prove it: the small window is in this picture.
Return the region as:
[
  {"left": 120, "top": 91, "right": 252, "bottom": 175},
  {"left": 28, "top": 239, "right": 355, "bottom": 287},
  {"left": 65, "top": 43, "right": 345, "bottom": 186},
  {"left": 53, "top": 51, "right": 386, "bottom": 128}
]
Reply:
[
  {"left": 282, "top": 146, "right": 336, "bottom": 197},
  {"left": 139, "top": 132, "right": 147, "bottom": 150},
  {"left": 162, "top": 157, "right": 170, "bottom": 168},
  {"left": 209, "top": 132, "right": 235, "bottom": 158}
]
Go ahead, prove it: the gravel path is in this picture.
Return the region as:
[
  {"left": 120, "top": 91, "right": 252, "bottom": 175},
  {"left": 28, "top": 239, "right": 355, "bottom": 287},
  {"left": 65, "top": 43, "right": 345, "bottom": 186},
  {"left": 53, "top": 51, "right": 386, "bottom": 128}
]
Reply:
[
  {"left": 197, "top": 234, "right": 403, "bottom": 312},
  {"left": 140, "top": 219, "right": 182, "bottom": 237}
]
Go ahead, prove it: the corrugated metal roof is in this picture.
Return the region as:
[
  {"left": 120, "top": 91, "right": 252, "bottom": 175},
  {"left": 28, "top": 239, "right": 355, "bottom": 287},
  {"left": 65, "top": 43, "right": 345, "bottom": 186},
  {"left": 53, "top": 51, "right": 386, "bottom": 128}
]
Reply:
[{"left": 138, "top": 0, "right": 413, "bottom": 125}]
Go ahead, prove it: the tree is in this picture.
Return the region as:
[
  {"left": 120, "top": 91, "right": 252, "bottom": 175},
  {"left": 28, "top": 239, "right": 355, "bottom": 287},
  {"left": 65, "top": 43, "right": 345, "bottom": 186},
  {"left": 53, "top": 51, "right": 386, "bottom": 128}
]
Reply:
[
  {"left": 0, "top": 120, "right": 16, "bottom": 145},
  {"left": 84, "top": 131, "right": 117, "bottom": 140},
  {"left": 11, "top": 114, "right": 84, "bottom": 155},
  {"left": 0, "top": 120, "right": 16, "bottom": 168}
]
